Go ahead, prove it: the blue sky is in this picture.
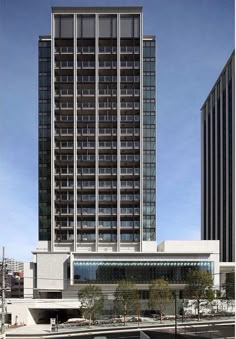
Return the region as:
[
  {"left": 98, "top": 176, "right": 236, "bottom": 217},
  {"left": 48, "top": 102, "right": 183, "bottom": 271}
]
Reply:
[{"left": 0, "top": 0, "right": 234, "bottom": 261}]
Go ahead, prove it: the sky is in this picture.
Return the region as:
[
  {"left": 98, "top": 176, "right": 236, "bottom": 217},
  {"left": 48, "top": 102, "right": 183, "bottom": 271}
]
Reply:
[{"left": 0, "top": 0, "right": 234, "bottom": 262}]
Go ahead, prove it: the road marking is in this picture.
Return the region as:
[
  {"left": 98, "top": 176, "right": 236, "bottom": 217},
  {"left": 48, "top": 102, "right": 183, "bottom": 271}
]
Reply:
[{"left": 180, "top": 331, "right": 218, "bottom": 334}]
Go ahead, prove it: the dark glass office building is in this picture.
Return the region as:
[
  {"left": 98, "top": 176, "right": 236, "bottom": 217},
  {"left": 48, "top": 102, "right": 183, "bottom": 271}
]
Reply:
[{"left": 201, "top": 52, "right": 235, "bottom": 262}]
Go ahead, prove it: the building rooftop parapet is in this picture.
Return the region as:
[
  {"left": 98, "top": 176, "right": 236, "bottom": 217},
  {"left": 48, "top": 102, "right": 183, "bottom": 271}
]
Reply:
[{"left": 52, "top": 6, "right": 143, "bottom": 14}]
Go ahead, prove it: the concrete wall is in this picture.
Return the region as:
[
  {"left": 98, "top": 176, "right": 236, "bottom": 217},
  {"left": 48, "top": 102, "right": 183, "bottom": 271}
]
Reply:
[
  {"left": 157, "top": 240, "right": 220, "bottom": 253},
  {"left": 24, "top": 262, "right": 34, "bottom": 298},
  {"left": 36, "top": 253, "right": 69, "bottom": 290}
]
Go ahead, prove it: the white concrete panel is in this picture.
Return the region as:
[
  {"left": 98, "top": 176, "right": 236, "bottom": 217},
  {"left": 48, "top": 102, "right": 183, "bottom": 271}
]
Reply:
[
  {"left": 142, "top": 241, "right": 157, "bottom": 252},
  {"left": 24, "top": 262, "right": 34, "bottom": 299},
  {"left": 157, "top": 240, "right": 219, "bottom": 253},
  {"left": 37, "top": 253, "right": 69, "bottom": 290}
]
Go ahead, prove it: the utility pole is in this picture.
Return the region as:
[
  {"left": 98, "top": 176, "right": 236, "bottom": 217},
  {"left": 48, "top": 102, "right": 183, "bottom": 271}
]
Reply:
[
  {"left": 174, "top": 292, "right": 177, "bottom": 339},
  {"left": 1, "top": 246, "right": 6, "bottom": 338}
]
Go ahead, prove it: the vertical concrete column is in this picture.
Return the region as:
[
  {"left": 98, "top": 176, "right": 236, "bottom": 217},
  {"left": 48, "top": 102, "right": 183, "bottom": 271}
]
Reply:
[
  {"left": 210, "top": 94, "right": 214, "bottom": 240},
  {"left": 232, "top": 56, "right": 235, "bottom": 261},
  {"left": 73, "top": 14, "right": 78, "bottom": 252},
  {"left": 214, "top": 88, "right": 219, "bottom": 240},
  {"left": 219, "top": 78, "right": 224, "bottom": 260},
  {"left": 140, "top": 12, "right": 144, "bottom": 252},
  {"left": 225, "top": 69, "right": 230, "bottom": 261},
  {"left": 205, "top": 101, "right": 209, "bottom": 240},
  {"left": 117, "top": 14, "right": 121, "bottom": 252},
  {"left": 201, "top": 109, "right": 205, "bottom": 239},
  {"left": 51, "top": 13, "right": 55, "bottom": 252},
  {"left": 95, "top": 14, "right": 99, "bottom": 252}
]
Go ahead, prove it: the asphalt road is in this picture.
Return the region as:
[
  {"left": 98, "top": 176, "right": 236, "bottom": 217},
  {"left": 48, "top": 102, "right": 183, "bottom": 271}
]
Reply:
[
  {"left": 147, "top": 323, "right": 235, "bottom": 338},
  {"left": 46, "top": 323, "right": 234, "bottom": 339}
]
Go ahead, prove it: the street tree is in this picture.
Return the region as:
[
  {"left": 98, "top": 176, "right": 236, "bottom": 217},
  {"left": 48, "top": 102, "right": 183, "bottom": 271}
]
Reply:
[
  {"left": 224, "top": 272, "right": 235, "bottom": 300},
  {"left": 114, "top": 280, "right": 138, "bottom": 325},
  {"left": 183, "top": 269, "right": 214, "bottom": 320},
  {"left": 78, "top": 285, "right": 104, "bottom": 324},
  {"left": 148, "top": 278, "right": 171, "bottom": 321}
]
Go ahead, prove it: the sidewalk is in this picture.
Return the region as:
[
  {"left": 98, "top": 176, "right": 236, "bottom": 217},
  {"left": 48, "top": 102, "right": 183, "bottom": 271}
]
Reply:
[{"left": 5, "top": 317, "right": 234, "bottom": 337}]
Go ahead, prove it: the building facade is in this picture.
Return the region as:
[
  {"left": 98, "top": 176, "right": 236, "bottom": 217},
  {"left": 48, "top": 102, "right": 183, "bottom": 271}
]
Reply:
[
  {"left": 201, "top": 52, "right": 235, "bottom": 262},
  {"left": 39, "top": 6, "right": 156, "bottom": 254},
  {"left": 26, "top": 6, "right": 222, "bottom": 317}
]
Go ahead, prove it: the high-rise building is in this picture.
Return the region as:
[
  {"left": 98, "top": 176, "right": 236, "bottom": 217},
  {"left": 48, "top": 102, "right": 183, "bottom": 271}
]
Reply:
[
  {"left": 29, "top": 6, "right": 220, "bottom": 309},
  {"left": 201, "top": 51, "right": 235, "bottom": 262},
  {"left": 39, "top": 6, "right": 156, "bottom": 254}
]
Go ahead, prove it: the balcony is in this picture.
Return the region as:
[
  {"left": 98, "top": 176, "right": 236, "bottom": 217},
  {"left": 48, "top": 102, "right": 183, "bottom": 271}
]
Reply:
[
  {"left": 120, "top": 207, "right": 140, "bottom": 215},
  {"left": 99, "top": 46, "right": 117, "bottom": 54},
  {"left": 55, "top": 141, "right": 73, "bottom": 149},
  {"left": 78, "top": 208, "right": 95, "bottom": 215},
  {"left": 99, "top": 155, "right": 117, "bottom": 162},
  {"left": 55, "top": 47, "right": 73, "bottom": 54},
  {"left": 77, "top": 155, "right": 95, "bottom": 162},
  {"left": 55, "top": 89, "right": 73, "bottom": 97},
  {"left": 99, "top": 181, "right": 117, "bottom": 189},
  {"left": 77, "top": 128, "right": 95, "bottom": 136},
  {"left": 120, "top": 155, "right": 140, "bottom": 163},
  {"left": 120, "top": 167, "right": 140, "bottom": 175},
  {"left": 55, "top": 208, "right": 74, "bottom": 215},
  {"left": 77, "top": 75, "right": 95, "bottom": 83},
  {"left": 55, "top": 168, "right": 74, "bottom": 175},
  {"left": 99, "top": 128, "right": 117, "bottom": 136},
  {"left": 77, "top": 181, "right": 95, "bottom": 189},
  {"left": 77, "top": 168, "right": 95, "bottom": 176},
  {"left": 120, "top": 46, "right": 139, "bottom": 54},
  {"left": 99, "top": 141, "right": 117, "bottom": 149},
  {"left": 99, "top": 88, "right": 117, "bottom": 96},
  {"left": 120, "top": 194, "right": 140, "bottom": 201},
  {"left": 120, "top": 115, "right": 140, "bottom": 122},
  {"left": 99, "top": 207, "right": 117, "bottom": 215},
  {"left": 99, "top": 61, "right": 117, "bottom": 69},
  {"left": 77, "top": 102, "right": 95, "bottom": 110},
  {"left": 99, "top": 76, "right": 117, "bottom": 83},
  {"left": 55, "top": 128, "right": 73, "bottom": 136},
  {"left": 120, "top": 61, "right": 139, "bottom": 69},
  {"left": 121, "top": 181, "right": 140, "bottom": 189},
  {"left": 120, "top": 141, "right": 140, "bottom": 149},
  {"left": 120, "top": 76, "right": 139, "bottom": 83},
  {"left": 120, "top": 88, "right": 140, "bottom": 96},
  {"left": 77, "top": 61, "right": 95, "bottom": 69},
  {"left": 55, "top": 181, "right": 74, "bottom": 189},
  {"left": 77, "top": 89, "right": 95, "bottom": 96},
  {"left": 77, "top": 141, "right": 95, "bottom": 149},
  {"left": 77, "top": 46, "right": 95, "bottom": 54},
  {"left": 120, "top": 128, "right": 140, "bottom": 136},
  {"left": 55, "top": 61, "right": 73, "bottom": 69},
  {"left": 55, "top": 76, "right": 73, "bottom": 83}
]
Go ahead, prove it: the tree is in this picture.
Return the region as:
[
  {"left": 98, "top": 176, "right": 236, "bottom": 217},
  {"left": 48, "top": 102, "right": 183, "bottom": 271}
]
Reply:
[
  {"left": 183, "top": 269, "right": 214, "bottom": 320},
  {"left": 114, "top": 280, "right": 138, "bottom": 325},
  {"left": 224, "top": 272, "right": 235, "bottom": 300},
  {"left": 78, "top": 285, "right": 104, "bottom": 325},
  {"left": 148, "top": 279, "right": 171, "bottom": 321}
]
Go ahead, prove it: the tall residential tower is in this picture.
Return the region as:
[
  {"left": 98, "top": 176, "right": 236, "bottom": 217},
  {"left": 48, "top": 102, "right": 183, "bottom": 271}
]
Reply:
[
  {"left": 22, "top": 7, "right": 220, "bottom": 315},
  {"left": 39, "top": 6, "right": 156, "bottom": 254},
  {"left": 201, "top": 52, "right": 235, "bottom": 262}
]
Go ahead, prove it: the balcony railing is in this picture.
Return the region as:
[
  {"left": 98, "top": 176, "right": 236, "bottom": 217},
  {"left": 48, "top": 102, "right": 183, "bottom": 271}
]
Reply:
[
  {"left": 77, "top": 46, "right": 95, "bottom": 53},
  {"left": 55, "top": 47, "right": 73, "bottom": 54},
  {"left": 120, "top": 61, "right": 139, "bottom": 68},
  {"left": 99, "top": 46, "right": 117, "bottom": 53},
  {"left": 120, "top": 46, "right": 139, "bottom": 54}
]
